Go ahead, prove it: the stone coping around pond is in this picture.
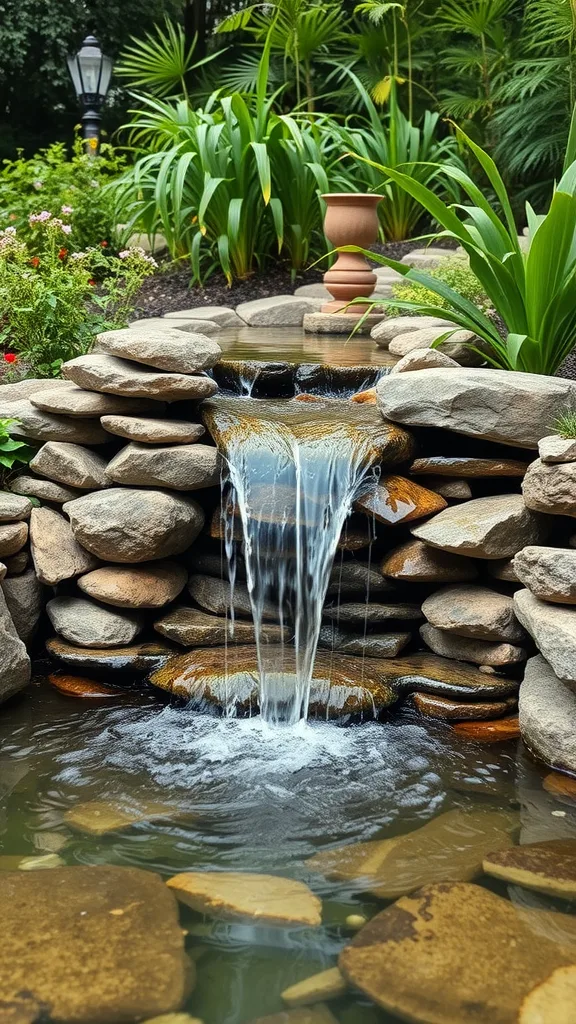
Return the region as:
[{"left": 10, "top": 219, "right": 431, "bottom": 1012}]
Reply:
[{"left": 2, "top": 331, "right": 576, "bottom": 774}]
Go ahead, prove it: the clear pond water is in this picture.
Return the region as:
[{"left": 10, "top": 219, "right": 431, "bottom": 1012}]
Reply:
[{"left": 1, "top": 682, "right": 575, "bottom": 1023}]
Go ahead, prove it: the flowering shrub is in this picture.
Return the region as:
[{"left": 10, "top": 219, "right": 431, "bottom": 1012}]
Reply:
[
  {"left": 0, "top": 139, "right": 125, "bottom": 254},
  {"left": 0, "top": 215, "right": 157, "bottom": 377}
]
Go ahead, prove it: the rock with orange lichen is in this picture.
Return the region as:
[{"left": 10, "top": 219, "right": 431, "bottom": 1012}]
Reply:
[
  {"left": 354, "top": 475, "right": 447, "bottom": 525},
  {"left": 543, "top": 772, "right": 576, "bottom": 800},
  {"left": 48, "top": 674, "right": 127, "bottom": 698},
  {"left": 380, "top": 539, "right": 478, "bottom": 583},
  {"left": 483, "top": 839, "right": 576, "bottom": 899},
  {"left": 452, "top": 715, "right": 520, "bottom": 742},
  {"left": 167, "top": 871, "right": 322, "bottom": 927},
  {"left": 412, "top": 691, "right": 517, "bottom": 720}
]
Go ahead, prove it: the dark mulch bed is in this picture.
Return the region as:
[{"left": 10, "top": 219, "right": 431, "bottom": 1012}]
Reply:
[{"left": 132, "top": 239, "right": 444, "bottom": 319}]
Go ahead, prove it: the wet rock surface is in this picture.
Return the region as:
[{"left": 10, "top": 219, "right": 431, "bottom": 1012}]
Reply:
[
  {"left": 354, "top": 474, "right": 447, "bottom": 525},
  {"left": 409, "top": 455, "right": 528, "bottom": 477},
  {"left": 167, "top": 870, "right": 322, "bottom": 927},
  {"left": 380, "top": 538, "right": 478, "bottom": 582},
  {"left": 318, "top": 624, "right": 411, "bottom": 659},
  {"left": 0, "top": 865, "right": 191, "bottom": 1023},
  {"left": 64, "top": 488, "right": 205, "bottom": 562},
  {"left": 339, "top": 882, "right": 576, "bottom": 1023},
  {"left": 154, "top": 606, "right": 283, "bottom": 647},
  {"left": 483, "top": 839, "right": 576, "bottom": 899},
  {"left": 322, "top": 601, "right": 423, "bottom": 626},
  {"left": 308, "top": 808, "right": 516, "bottom": 898},
  {"left": 411, "top": 691, "right": 518, "bottom": 720},
  {"left": 45, "top": 636, "right": 177, "bottom": 674}
]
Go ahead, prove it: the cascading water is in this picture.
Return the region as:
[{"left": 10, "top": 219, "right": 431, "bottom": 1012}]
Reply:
[{"left": 203, "top": 397, "right": 400, "bottom": 725}]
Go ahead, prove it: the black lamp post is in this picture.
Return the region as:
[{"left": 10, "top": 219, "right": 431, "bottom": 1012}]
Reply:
[{"left": 67, "top": 35, "right": 113, "bottom": 155}]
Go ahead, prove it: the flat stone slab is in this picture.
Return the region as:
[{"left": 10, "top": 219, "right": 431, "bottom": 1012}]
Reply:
[
  {"left": 95, "top": 327, "right": 221, "bottom": 374},
  {"left": 318, "top": 624, "right": 411, "bottom": 659},
  {"left": 410, "top": 455, "right": 528, "bottom": 477},
  {"left": 100, "top": 415, "right": 205, "bottom": 444},
  {"left": 308, "top": 808, "right": 516, "bottom": 899},
  {"left": 0, "top": 377, "right": 73, "bottom": 403},
  {"left": 401, "top": 246, "right": 452, "bottom": 266},
  {"left": 422, "top": 584, "right": 525, "bottom": 642},
  {"left": 339, "top": 882, "right": 576, "bottom": 1023},
  {"left": 523, "top": 458, "right": 576, "bottom": 517},
  {"left": 380, "top": 538, "right": 478, "bottom": 582},
  {"left": 237, "top": 295, "right": 321, "bottom": 327},
  {"left": 412, "top": 691, "right": 517, "bottom": 720},
  {"left": 323, "top": 601, "right": 423, "bottom": 625},
  {"left": 420, "top": 475, "right": 473, "bottom": 500},
  {"left": 154, "top": 606, "right": 283, "bottom": 647},
  {"left": 453, "top": 715, "right": 521, "bottom": 742},
  {"left": 45, "top": 637, "right": 177, "bottom": 675},
  {"left": 390, "top": 347, "right": 459, "bottom": 373},
  {"left": 412, "top": 494, "right": 546, "bottom": 559},
  {"left": 65, "top": 799, "right": 174, "bottom": 835},
  {"left": 0, "top": 865, "right": 190, "bottom": 1023},
  {"left": 9, "top": 473, "right": 81, "bottom": 504},
  {"left": 377, "top": 367, "right": 576, "bottom": 448},
  {"left": 106, "top": 442, "right": 220, "bottom": 491},
  {"left": 354, "top": 474, "right": 447, "bottom": 525},
  {"left": 538, "top": 434, "right": 576, "bottom": 463},
  {"left": 29, "top": 384, "right": 161, "bottom": 418},
  {"left": 78, "top": 562, "right": 187, "bottom": 609},
  {"left": 371, "top": 315, "right": 454, "bottom": 348},
  {"left": 380, "top": 652, "right": 519, "bottom": 700},
  {"left": 293, "top": 283, "right": 331, "bottom": 298},
  {"left": 30, "top": 441, "right": 109, "bottom": 490},
  {"left": 519, "top": 654, "right": 576, "bottom": 773},
  {"left": 483, "top": 839, "right": 576, "bottom": 900},
  {"left": 30, "top": 507, "right": 99, "bottom": 586},
  {"left": 166, "top": 871, "right": 322, "bottom": 927},
  {"left": 0, "top": 587, "right": 30, "bottom": 703},
  {"left": 514, "top": 545, "right": 576, "bottom": 604},
  {"left": 188, "top": 574, "right": 277, "bottom": 621},
  {"left": 303, "top": 312, "right": 384, "bottom": 335},
  {"left": 281, "top": 967, "right": 346, "bottom": 1008},
  {"left": 62, "top": 354, "right": 218, "bottom": 402},
  {"left": 388, "top": 327, "right": 481, "bottom": 364},
  {"left": 519, "top": 966, "right": 576, "bottom": 1023},
  {"left": 514, "top": 590, "right": 576, "bottom": 682},
  {"left": 326, "top": 560, "right": 394, "bottom": 596},
  {"left": 0, "top": 492, "right": 32, "bottom": 522},
  {"left": 164, "top": 305, "right": 243, "bottom": 326},
  {"left": 0, "top": 398, "right": 108, "bottom": 444},
  {"left": 47, "top": 596, "right": 144, "bottom": 647},
  {"left": 64, "top": 488, "right": 204, "bottom": 563},
  {"left": 129, "top": 317, "right": 220, "bottom": 335},
  {"left": 420, "top": 622, "right": 526, "bottom": 666}
]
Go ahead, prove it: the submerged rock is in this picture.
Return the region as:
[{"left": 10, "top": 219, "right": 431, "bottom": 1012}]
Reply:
[
  {"left": 167, "top": 870, "right": 322, "bottom": 927},
  {"left": 48, "top": 674, "right": 127, "bottom": 698},
  {"left": 64, "top": 488, "right": 204, "bottom": 563},
  {"left": 307, "top": 807, "right": 516, "bottom": 899},
  {"left": 339, "top": 882, "right": 576, "bottom": 1023},
  {"left": 0, "top": 865, "right": 191, "bottom": 1023},
  {"left": 452, "top": 715, "right": 520, "bottom": 743},
  {"left": 354, "top": 474, "right": 447, "bottom": 525},
  {"left": 519, "top": 967, "right": 576, "bottom": 1024},
  {"left": 411, "top": 691, "right": 517, "bottom": 720},
  {"left": 45, "top": 636, "right": 177, "bottom": 674},
  {"left": 148, "top": 646, "right": 398, "bottom": 719},
  {"left": 64, "top": 799, "right": 174, "bottom": 835},
  {"left": 248, "top": 1007, "right": 338, "bottom": 1024},
  {"left": 483, "top": 839, "right": 576, "bottom": 899},
  {"left": 281, "top": 969, "right": 347, "bottom": 1008}
]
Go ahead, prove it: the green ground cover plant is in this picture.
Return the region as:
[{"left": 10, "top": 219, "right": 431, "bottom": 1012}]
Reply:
[{"left": 389, "top": 254, "right": 491, "bottom": 313}]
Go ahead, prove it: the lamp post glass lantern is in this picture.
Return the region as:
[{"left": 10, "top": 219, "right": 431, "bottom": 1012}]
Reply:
[{"left": 67, "top": 35, "right": 112, "bottom": 155}]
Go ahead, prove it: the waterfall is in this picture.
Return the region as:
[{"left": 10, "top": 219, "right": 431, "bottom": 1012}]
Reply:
[{"left": 203, "top": 398, "right": 389, "bottom": 726}]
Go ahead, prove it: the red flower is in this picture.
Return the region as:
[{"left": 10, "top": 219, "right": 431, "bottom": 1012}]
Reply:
[
  {"left": 3, "top": 353, "right": 17, "bottom": 364},
  {"left": 29, "top": 256, "right": 40, "bottom": 268},
  {"left": 58, "top": 247, "right": 68, "bottom": 260},
  {"left": 100, "top": 240, "right": 108, "bottom": 247},
  {"left": 88, "top": 279, "right": 96, "bottom": 286}
]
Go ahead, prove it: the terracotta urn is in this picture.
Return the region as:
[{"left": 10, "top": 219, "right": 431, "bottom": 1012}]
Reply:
[{"left": 321, "top": 193, "right": 382, "bottom": 314}]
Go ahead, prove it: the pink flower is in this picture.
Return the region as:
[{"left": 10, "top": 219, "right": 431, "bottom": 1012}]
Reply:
[{"left": 61, "top": 205, "right": 73, "bottom": 215}]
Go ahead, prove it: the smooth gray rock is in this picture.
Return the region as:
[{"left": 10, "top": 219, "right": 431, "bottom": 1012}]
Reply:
[
  {"left": 421, "top": 584, "right": 525, "bottom": 642},
  {"left": 62, "top": 354, "right": 218, "bottom": 402},
  {"left": 188, "top": 574, "right": 278, "bottom": 621},
  {"left": 30, "top": 507, "right": 99, "bottom": 586},
  {"left": 2, "top": 569, "right": 44, "bottom": 644},
  {"left": 514, "top": 588, "right": 576, "bottom": 682},
  {"left": 514, "top": 546, "right": 576, "bottom": 605},
  {"left": 419, "top": 476, "right": 473, "bottom": 501},
  {"left": 0, "top": 399, "right": 108, "bottom": 444},
  {"left": 326, "top": 561, "right": 395, "bottom": 597},
  {"left": 538, "top": 434, "right": 576, "bottom": 463},
  {"left": 95, "top": 327, "right": 221, "bottom": 374},
  {"left": 522, "top": 458, "right": 576, "bottom": 517},
  {"left": 420, "top": 622, "right": 526, "bottom": 666},
  {"left": 64, "top": 488, "right": 205, "bottom": 563},
  {"left": 401, "top": 247, "right": 452, "bottom": 267},
  {"left": 9, "top": 474, "right": 82, "bottom": 504},
  {"left": 318, "top": 624, "right": 411, "bottom": 658},
  {"left": 154, "top": 606, "right": 283, "bottom": 647},
  {"left": 77, "top": 562, "right": 187, "bottom": 609},
  {"left": 519, "top": 655, "right": 576, "bottom": 773},
  {"left": 389, "top": 348, "right": 459, "bottom": 374},
  {"left": 106, "top": 443, "right": 220, "bottom": 491},
  {"left": 3, "top": 552, "right": 29, "bottom": 575},
  {"left": 0, "top": 587, "right": 30, "bottom": 702},
  {"left": 236, "top": 295, "right": 320, "bottom": 327},
  {"left": 0, "top": 378, "right": 72, "bottom": 403},
  {"left": 371, "top": 316, "right": 454, "bottom": 348},
  {"left": 388, "top": 327, "right": 481, "bottom": 364},
  {"left": 293, "top": 283, "right": 330, "bottom": 298},
  {"left": 0, "top": 492, "right": 32, "bottom": 522},
  {"left": 0, "top": 522, "right": 28, "bottom": 557},
  {"left": 303, "top": 312, "right": 384, "bottom": 335},
  {"left": 376, "top": 368, "right": 576, "bottom": 449},
  {"left": 100, "top": 415, "right": 205, "bottom": 445},
  {"left": 128, "top": 316, "right": 220, "bottom": 335},
  {"left": 29, "top": 385, "right": 161, "bottom": 418},
  {"left": 323, "top": 601, "right": 423, "bottom": 625},
  {"left": 30, "top": 442, "right": 109, "bottom": 490},
  {"left": 47, "top": 596, "right": 144, "bottom": 648},
  {"left": 163, "top": 305, "right": 243, "bottom": 327},
  {"left": 412, "top": 494, "right": 546, "bottom": 559}
]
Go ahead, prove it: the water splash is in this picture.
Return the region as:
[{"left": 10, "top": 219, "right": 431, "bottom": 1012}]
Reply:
[{"left": 203, "top": 398, "right": 394, "bottom": 725}]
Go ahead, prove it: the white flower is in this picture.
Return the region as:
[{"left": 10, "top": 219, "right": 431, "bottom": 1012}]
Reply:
[
  {"left": 61, "top": 224, "right": 72, "bottom": 235},
  {"left": 29, "top": 211, "right": 52, "bottom": 224},
  {"left": 33, "top": 180, "right": 43, "bottom": 189},
  {"left": 61, "top": 205, "right": 74, "bottom": 215}
]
